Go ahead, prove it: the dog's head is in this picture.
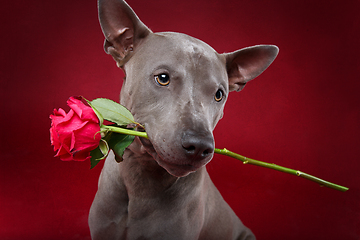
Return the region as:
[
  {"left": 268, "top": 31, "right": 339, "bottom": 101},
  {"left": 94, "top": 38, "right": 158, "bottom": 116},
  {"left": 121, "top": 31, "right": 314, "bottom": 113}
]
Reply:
[{"left": 98, "top": 0, "right": 278, "bottom": 177}]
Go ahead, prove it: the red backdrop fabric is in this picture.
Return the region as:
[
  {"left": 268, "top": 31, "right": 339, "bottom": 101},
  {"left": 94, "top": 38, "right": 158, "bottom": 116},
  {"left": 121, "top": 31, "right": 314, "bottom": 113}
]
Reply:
[{"left": 1, "top": 0, "right": 359, "bottom": 239}]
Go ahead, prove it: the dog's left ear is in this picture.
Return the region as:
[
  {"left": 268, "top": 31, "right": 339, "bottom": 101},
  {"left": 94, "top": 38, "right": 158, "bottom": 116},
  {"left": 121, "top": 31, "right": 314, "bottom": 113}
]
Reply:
[
  {"left": 98, "top": 0, "right": 152, "bottom": 66},
  {"left": 224, "top": 45, "right": 279, "bottom": 92}
]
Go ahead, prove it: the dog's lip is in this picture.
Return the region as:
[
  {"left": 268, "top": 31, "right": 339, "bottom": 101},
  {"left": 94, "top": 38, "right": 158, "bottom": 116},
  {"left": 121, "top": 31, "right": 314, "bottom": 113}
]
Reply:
[
  {"left": 156, "top": 158, "right": 199, "bottom": 177},
  {"left": 158, "top": 158, "right": 198, "bottom": 170},
  {"left": 138, "top": 135, "right": 203, "bottom": 177}
]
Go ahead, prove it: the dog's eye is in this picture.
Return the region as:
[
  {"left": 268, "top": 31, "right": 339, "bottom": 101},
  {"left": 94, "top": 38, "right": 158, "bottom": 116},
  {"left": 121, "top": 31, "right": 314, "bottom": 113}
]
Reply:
[
  {"left": 214, "top": 89, "right": 224, "bottom": 102},
  {"left": 155, "top": 73, "right": 170, "bottom": 86}
]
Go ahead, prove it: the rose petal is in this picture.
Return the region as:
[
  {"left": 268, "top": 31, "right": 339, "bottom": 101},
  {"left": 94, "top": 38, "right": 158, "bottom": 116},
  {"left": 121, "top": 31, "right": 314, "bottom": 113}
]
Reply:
[
  {"left": 56, "top": 130, "right": 72, "bottom": 153},
  {"left": 55, "top": 113, "right": 88, "bottom": 146},
  {"left": 52, "top": 108, "right": 66, "bottom": 117},
  {"left": 58, "top": 153, "right": 74, "bottom": 161},
  {"left": 67, "top": 96, "right": 99, "bottom": 123},
  {"left": 70, "top": 131, "right": 76, "bottom": 151},
  {"left": 50, "top": 97, "right": 102, "bottom": 162},
  {"left": 72, "top": 124, "right": 101, "bottom": 151},
  {"left": 55, "top": 144, "right": 72, "bottom": 161},
  {"left": 50, "top": 108, "right": 75, "bottom": 128},
  {"left": 71, "top": 149, "right": 92, "bottom": 161},
  {"left": 50, "top": 127, "right": 61, "bottom": 150},
  {"left": 72, "top": 138, "right": 100, "bottom": 152}
]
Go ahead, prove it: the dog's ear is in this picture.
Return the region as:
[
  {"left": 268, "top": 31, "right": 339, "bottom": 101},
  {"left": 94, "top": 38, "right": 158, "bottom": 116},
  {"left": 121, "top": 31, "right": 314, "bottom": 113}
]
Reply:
[
  {"left": 98, "top": 0, "right": 152, "bottom": 66},
  {"left": 224, "top": 45, "right": 279, "bottom": 92}
]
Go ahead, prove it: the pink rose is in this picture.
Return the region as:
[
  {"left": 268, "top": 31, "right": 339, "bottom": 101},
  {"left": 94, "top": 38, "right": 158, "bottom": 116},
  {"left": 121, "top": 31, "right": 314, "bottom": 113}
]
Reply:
[{"left": 50, "top": 96, "right": 101, "bottom": 161}]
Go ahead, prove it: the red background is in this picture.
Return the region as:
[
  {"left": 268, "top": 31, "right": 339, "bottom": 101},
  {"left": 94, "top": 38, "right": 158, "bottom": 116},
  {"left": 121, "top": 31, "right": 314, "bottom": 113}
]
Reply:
[{"left": 1, "top": 0, "right": 359, "bottom": 239}]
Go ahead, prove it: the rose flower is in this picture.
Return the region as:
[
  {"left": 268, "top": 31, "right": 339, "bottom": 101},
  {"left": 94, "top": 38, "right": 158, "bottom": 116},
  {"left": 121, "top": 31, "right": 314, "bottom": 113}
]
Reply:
[{"left": 50, "top": 96, "right": 101, "bottom": 161}]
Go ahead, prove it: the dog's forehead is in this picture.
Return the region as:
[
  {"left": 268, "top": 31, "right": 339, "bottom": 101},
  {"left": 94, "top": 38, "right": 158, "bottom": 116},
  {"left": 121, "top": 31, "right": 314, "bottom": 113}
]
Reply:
[
  {"left": 135, "top": 32, "right": 223, "bottom": 63},
  {"left": 162, "top": 33, "right": 213, "bottom": 55},
  {"left": 160, "top": 32, "right": 219, "bottom": 59},
  {"left": 128, "top": 32, "right": 227, "bottom": 81}
]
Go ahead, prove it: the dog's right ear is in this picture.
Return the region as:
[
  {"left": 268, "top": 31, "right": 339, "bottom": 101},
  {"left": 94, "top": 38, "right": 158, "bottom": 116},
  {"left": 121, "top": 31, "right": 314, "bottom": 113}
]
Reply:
[{"left": 98, "top": 0, "right": 152, "bottom": 66}]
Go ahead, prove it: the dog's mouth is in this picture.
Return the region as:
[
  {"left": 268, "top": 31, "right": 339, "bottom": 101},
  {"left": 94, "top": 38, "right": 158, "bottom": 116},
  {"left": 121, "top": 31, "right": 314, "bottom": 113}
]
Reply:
[{"left": 138, "top": 132, "right": 209, "bottom": 177}]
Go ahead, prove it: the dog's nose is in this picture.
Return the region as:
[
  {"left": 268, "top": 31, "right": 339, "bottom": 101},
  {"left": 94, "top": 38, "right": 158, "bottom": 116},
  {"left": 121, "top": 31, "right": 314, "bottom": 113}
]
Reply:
[{"left": 181, "top": 131, "right": 214, "bottom": 160}]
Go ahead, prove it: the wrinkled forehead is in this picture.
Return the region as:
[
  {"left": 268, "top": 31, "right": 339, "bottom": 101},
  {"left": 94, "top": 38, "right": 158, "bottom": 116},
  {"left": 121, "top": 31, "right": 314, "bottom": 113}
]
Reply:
[
  {"left": 129, "top": 32, "right": 225, "bottom": 70},
  {"left": 158, "top": 32, "right": 218, "bottom": 58}
]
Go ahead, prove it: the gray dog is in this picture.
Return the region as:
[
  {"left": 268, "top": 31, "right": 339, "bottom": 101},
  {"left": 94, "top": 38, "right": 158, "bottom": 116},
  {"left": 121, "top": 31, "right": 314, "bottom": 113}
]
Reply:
[{"left": 89, "top": 0, "right": 278, "bottom": 239}]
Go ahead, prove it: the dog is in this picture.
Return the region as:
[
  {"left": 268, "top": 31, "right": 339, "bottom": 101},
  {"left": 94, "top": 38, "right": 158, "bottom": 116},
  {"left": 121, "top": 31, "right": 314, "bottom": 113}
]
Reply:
[{"left": 88, "top": 0, "right": 278, "bottom": 239}]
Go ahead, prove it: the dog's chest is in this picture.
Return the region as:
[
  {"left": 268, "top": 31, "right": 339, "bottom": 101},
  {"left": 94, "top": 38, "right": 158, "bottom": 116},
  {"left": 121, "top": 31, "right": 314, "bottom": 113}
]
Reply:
[{"left": 124, "top": 194, "right": 205, "bottom": 240}]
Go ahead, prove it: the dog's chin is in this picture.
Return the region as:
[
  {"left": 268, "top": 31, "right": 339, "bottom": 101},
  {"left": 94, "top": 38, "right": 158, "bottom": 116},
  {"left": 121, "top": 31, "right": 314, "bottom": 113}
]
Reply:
[
  {"left": 139, "top": 137, "right": 206, "bottom": 178},
  {"left": 156, "top": 159, "right": 200, "bottom": 177}
]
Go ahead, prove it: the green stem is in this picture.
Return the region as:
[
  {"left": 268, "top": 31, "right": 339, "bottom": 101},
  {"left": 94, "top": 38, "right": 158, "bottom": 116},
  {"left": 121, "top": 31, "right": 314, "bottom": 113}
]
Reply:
[
  {"left": 102, "top": 126, "right": 349, "bottom": 192},
  {"left": 214, "top": 148, "right": 349, "bottom": 192},
  {"left": 102, "top": 125, "right": 149, "bottom": 139}
]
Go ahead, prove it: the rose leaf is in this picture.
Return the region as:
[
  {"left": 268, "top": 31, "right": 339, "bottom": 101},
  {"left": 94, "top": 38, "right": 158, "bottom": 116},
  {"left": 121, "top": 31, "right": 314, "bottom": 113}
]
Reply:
[
  {"left": 90, "top": 98, "right": 134, "bottom": 126},
  {"left": 90, "top": 139, "right": 109, "bottom": 169},
  {"left": 106, "top": 132, "right": 135, "bottom": 163}
]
